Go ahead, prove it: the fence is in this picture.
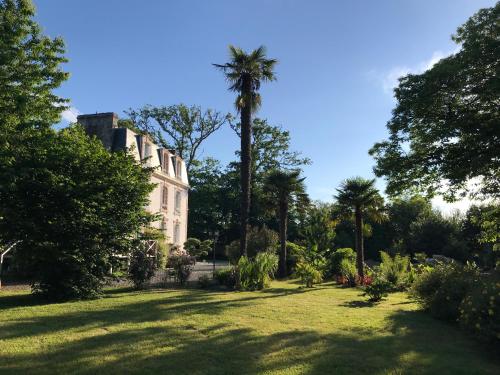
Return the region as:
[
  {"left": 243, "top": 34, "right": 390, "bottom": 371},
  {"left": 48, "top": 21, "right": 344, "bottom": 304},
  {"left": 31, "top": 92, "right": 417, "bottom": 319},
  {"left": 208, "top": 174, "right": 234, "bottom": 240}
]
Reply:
[{"left": 148, "top": 260, "right": 231, "bottom": 287}]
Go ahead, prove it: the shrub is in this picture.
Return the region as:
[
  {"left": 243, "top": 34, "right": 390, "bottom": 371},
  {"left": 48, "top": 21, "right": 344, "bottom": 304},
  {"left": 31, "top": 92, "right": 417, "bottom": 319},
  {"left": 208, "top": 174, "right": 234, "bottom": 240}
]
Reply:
[
  {"left": 238, "top": 252, "right": 278, "bottom": 291},
  {"left": 225, "top": 226, "right": 278, "bottom": 264},
  {"left": 356, "top": 275, "right": 374, "bottom": 285},
  {"left": 379, "top": 251, "right": 411, "bottom": 289},
  {"left": 411, "top": 261, "right": 479, "bottom": 321},
  {"left": 329, "top": 248, "right": 356, "bottom": 277},
  {"left": 412, "top": 261, "right": 499, "bottom": 341},
  {"left": 128, "top": 245, "right": 155, "bottom": 289},
  {"left": 197, "top": 274, "right": 212, "bottom": 289},
  {"left": 214, "top": 267, "right": 237, "bottom": 289},
  {"left": 168, "top": 251, "right": 196, "bottom": 286},
  {"left": 290, "top": 243, "right": 328, "bottom": 277},
  {"left": 364, "top": 277, "right": 392, "bottom": 302},
  {"left": 128, "top": 236, "right": 167, "bottom": 290},
  {"left": 184, "top": 238, "right": 212, "bottom": 259},
  {"left": 295, "top": 262, "right": 323, "bottom": 287},
  {"left": 287, "top": 242, "right": 307, "bottom": 274},
  {"left": 339, "top": 258, "right": 357, "bottom": 287},
  {"left": 459, "top": 271, "right": 499, "bottom": 342}
]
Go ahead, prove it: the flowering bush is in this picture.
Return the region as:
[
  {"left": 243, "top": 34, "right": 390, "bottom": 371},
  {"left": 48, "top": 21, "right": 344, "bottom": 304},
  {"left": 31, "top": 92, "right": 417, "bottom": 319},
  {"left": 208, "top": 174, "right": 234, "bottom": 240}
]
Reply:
[
  {"left": 411, "top": 261, "right": 480, "bottom": 321},
  {"left": 128, "top": 238, "right": 167, "bottom": 289},
  {"left": 339, "top": 258, "right": 357, "bottom": 287},
  {"left": 356, "top": 275, "right": 373, "bottom": 285},
  {"left": 459, "top": 271, "right": 499, "bottom": 342}
]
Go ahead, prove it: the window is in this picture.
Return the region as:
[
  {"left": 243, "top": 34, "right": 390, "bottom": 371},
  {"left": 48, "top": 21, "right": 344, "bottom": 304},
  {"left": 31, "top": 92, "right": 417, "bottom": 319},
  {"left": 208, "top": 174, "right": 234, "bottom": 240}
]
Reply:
[
  {"left": 162, "top": 151, "right": 169, "bottom": 173},
  {"left": 144, "top": 142, "right": 152, "bottom": 159},
  {"left": 162, "top": 186, "right": 168, "bottom": 210},
  {"left": 176, "top": 160, "right": 182, "bottom": 179},
  {"left": 161, "top": 219, "right": 167, "bottom": 236},
  {"left": 174, "top": 222, "right": 180, "bottom": 245},
  {"left": 175, "top": 191, "right": 181, "bottom": 213}
]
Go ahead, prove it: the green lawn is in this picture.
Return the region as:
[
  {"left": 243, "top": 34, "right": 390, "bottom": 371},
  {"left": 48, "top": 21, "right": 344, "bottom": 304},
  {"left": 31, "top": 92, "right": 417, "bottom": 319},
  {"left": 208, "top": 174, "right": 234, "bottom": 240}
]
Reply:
[{"left": 0, "top": 281, "right": 498, "bottom": 374}]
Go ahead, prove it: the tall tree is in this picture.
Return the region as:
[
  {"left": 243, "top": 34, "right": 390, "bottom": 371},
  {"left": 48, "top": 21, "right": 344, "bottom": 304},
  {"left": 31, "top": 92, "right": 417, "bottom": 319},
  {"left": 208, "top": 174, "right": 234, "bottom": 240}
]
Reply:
[
  {"left": 0, "top": 0, "right": 68, "bottom": 131},
  {"left": 335, "top": 177, "right": 384, "bottom": 279},
  {"left": 188, "top": 157, "right": 229, "bottom": 240},
  {"left": 370, "top": 3, "right": 500, "bottom": 200},
  {"left": 264, "top": 170, "right": 308, "bottom": 277},
  {"left": 230, "top": 118, "right": 311, "bottom": 176},
  {"left": 385, "top": 196, "right": 433, "bottom": 254},
  {"left": 214, "top": 45, "right": 277, "bottom": 257},
  {"left": 0, "top": 0, "right": 68, "bottom": 247},
  {"left": 1, "top": 126, "right": 156, "bottom": 299},
  {"left": 126, "top": 104, "right": 231, "bottom": 173}
]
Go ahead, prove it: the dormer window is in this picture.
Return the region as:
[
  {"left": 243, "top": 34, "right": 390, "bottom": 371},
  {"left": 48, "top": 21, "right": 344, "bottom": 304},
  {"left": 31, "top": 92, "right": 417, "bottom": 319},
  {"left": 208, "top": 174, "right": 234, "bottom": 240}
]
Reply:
[
  {"left": 161, "top": 150, "right": 169, "bottom": 173},
  {"left": 144, "top": 142, "right": 152, "bottom": 159}
]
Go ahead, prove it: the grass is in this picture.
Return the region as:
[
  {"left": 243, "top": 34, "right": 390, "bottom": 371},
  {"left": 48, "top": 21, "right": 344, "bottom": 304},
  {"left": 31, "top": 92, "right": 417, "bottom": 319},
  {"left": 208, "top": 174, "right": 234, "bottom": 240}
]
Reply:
[{"left": 0, "top": 280, "right": 498, "bottom": 374}]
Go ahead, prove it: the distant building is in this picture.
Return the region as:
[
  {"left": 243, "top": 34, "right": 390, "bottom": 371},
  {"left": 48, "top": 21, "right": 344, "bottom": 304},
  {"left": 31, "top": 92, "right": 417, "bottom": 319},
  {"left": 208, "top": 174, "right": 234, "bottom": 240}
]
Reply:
[{"left": 77, "top": 112, "right": 189, "bottom": 248}]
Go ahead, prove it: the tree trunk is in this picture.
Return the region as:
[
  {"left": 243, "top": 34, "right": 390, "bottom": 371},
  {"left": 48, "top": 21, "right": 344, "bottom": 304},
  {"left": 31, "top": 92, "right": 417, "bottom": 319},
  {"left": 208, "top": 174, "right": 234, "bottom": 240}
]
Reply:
[
  {"left": 354, "top": 206, "right": 364, "bottom": 281},
  {"left": 278, "top": 197, "right": 288, "bottom": 278},
  {"left": 239, "top": 75, "right": 252, "bottom": 257}
]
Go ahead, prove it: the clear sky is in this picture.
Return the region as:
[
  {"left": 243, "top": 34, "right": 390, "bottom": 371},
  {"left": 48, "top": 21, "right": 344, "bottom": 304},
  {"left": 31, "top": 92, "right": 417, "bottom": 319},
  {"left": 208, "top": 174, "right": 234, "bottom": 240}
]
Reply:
[{"left": 33, "top": 0, "right": 495, "bottom": 211}]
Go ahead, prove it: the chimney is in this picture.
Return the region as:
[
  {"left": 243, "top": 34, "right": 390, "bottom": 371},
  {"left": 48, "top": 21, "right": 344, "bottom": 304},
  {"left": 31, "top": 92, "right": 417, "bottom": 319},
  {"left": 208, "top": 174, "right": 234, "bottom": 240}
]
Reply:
[{"left": 77, "top": 112, "right": 118, "bottom": 149}]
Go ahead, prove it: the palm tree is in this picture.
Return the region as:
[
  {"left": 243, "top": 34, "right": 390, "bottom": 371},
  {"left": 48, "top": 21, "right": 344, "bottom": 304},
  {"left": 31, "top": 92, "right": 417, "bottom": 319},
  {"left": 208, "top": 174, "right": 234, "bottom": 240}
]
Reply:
[
  {"left": 214, "top": 46, "right": 277, "bottom": 257},
  {"left": 264, "top": 170, "right": 308, "bottom": 278},
  {"left": 335, "top": 177, "right": 384, "bottom": 280}
]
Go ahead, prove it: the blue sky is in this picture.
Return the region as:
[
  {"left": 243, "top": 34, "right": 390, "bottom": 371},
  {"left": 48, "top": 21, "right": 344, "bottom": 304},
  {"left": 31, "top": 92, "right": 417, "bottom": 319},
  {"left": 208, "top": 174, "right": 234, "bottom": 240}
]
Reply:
[{"left": 34, "top": 0, "right": 495, "bottom": 210}]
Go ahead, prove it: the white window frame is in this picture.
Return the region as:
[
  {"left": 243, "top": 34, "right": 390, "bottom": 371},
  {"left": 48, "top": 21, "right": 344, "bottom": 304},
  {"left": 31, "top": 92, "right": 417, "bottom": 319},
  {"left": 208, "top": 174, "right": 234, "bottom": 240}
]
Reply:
[
  {"left": 176, "top": 160, "right": 182, "bottom": 179},
  {"left": 174, "top": 190, "right": 181, "bottom": 214},
  {"left": 173, "top": 222, "right": 180, "bottom": 245}
]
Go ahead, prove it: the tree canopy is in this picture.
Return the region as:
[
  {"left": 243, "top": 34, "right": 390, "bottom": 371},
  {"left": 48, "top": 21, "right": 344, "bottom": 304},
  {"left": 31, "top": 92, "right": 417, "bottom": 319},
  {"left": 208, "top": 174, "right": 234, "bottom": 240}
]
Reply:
[
  {"left": 1, "top": 126, "right": 156, "bottom": 299},
  {"left": 231, "top": 118, "right": 311, "bottom": 174},
  {"left": 213, "top": 45, "right": 277, "bottom": 113},
  {"left": 188, "top": 118, "right": 310, "bottom": 245},
  {"left": 370, "top": 3, "right": 500, "bottom": 200},
  {"left": 126, "top": 104, "right": 231, "bottom": 173},
  {"left": 0, "top": 0, "right": 69, "bottom": 179},
  {"left": 0, "top": 1, "right": 156, "bottom": 299}
]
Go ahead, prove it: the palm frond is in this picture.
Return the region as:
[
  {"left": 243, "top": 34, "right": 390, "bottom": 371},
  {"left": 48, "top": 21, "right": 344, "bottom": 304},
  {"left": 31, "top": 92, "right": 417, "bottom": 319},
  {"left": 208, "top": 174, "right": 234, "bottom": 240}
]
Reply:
[
  {"left": 335, "top": 176, "right": 384, "bottom": 213},
  {"left": 214, "top": 45, "right": 277, "bottom": 111}
]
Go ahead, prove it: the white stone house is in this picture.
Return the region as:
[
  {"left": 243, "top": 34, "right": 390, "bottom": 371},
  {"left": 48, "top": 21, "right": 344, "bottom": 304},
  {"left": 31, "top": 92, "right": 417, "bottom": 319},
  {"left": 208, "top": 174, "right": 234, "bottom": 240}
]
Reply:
[{"left": 77, "top": 112, "right": 189, "bottom": 249}]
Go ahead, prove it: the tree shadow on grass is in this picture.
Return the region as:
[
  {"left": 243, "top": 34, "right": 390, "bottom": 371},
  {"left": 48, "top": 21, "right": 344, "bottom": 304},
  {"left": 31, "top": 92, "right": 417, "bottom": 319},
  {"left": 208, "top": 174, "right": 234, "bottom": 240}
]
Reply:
[
  {"left": 339, "top": 300, "right": 377, "bottom": 308},
  {"left": 0, "top": 286, "right": 322, "bottom": 341},
  {"left": 1, "top": 287, "right": 499, "bottom": 375},
  {"left": 1, "top": 308, "right": 499, "bottom": 374},
  {"left": 0, "top": 292, "right": 50, "bottom": 309}
]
